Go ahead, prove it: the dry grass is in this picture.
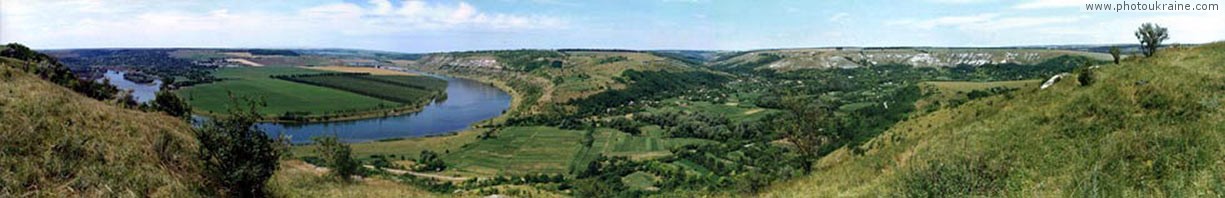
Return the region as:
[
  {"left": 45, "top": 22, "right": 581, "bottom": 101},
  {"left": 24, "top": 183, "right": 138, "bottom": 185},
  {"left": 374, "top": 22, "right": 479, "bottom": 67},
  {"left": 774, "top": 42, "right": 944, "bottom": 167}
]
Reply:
[
  {"left": 0, "top": 62, "right": 204, "bottom": 197},
  {"left": 269, "top": 160, "right": 439, "bottom": 198}
]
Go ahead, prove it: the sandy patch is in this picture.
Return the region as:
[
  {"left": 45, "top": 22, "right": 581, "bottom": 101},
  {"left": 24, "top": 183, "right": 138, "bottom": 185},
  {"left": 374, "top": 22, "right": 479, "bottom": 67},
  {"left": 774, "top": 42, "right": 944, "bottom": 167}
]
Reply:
[
  {"left": 743, "top": 108, "right": 764, "bottom": 115},
  {"left": 227, "top": 58, "right": 264, "bottom": 67},
  {"left": 304, "top": 66, "right": 417, "bottom": 76}
]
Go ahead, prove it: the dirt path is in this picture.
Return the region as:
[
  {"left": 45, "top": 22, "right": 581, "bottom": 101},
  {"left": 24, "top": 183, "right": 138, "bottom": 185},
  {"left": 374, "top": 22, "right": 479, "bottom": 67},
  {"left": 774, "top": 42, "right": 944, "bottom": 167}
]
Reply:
[{"left": 362, "top": 165, "right": 470, "bottom": 181}]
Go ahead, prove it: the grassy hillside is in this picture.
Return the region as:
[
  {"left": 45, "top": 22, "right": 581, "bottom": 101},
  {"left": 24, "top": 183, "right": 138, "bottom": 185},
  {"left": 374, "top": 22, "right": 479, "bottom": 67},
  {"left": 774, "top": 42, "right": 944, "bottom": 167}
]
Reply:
[
  {"left": 763, "top": 43, "right": 1225, "bottom": 196},
  {"left": 0, "top": 60, "right": 203, "bottom": 196}
]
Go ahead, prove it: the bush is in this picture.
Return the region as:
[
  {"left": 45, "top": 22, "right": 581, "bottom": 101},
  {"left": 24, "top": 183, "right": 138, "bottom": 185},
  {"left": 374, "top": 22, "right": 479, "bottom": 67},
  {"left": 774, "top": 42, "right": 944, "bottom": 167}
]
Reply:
[
  {"left": 313, "top": 135, "right": 361, "bottom": 181},
  {"left": 1078, "top": 68, "right": 1094, "bottom": 86},
  {"left": 152, "top": 90, "right": 192, "bottom": 118},
  {"left": 895, "top": 155, "right": 1010, "bottom": 197},
  {"left": 196, "top": 95, "right": 283, "bottom": 197},
  {"left": 416, "top": 150, "right": 447, "bottom": 172}
]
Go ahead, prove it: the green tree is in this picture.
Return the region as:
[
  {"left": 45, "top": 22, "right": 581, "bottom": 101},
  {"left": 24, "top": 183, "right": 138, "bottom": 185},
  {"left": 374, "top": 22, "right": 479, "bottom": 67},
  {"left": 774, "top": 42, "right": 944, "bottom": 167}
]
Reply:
[
  {"left": 313, "top": 135, "right": 361, "bottom": 182},
  {"left": 1109, "top": 46, "right": 1121, "bottom": 64},
  {"left": 197, "top": 95, "right": 282, "bottom": 197},
  {"left": 778, "top": 96, "right": 847, "bottom": 159},
  {"left": 416, "top": 150, "right": 447, "bottom": 172},
  {"left": 152, "top": 90, "right": 192, "bottom": 118},
  {"left": 1134, "top": 23, "right": 1169, "bottom": 57}
]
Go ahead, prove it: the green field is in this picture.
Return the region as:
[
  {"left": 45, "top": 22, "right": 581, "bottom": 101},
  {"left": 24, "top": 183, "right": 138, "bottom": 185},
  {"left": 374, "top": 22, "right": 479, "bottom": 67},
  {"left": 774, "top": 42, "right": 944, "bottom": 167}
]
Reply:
[
  {"left": 176, "top": 67, "right": 446, "bottom": 120},
  {"left": 277, "top": 74, "right": 446, "bottom": 103},
  {"left": 442, "top": 126, "right": 586, "bottom": 176},
  {"left": 645, "top": 98, "right": 778, "bottom": 122},
  {"left": 177, "top": 67, "right": 397, "bottom": 117}
]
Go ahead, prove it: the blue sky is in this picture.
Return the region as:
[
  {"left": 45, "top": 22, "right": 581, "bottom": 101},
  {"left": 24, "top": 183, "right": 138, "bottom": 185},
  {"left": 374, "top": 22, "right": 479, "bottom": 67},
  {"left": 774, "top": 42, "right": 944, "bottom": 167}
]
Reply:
[{"left": 2, "top": 0, "right": 1222, "bottom": 52}]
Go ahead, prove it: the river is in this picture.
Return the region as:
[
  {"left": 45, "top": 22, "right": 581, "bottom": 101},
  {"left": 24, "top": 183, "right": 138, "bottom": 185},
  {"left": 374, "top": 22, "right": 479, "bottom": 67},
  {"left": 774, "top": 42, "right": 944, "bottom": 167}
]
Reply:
[
  {"left": 255, "top": 73, "right": 511, "bottom": 143},
  {"left": 98, "top": 70, "right": 163, "bottom": 103}
]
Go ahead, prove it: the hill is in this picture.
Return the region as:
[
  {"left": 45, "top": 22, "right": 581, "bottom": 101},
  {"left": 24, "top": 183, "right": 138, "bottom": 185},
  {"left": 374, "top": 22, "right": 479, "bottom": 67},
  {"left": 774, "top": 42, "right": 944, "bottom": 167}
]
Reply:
[
  {"left": 0, "top": 58, "right": 203, "bottom": 196},
  {"left": 763, "top": 43, "right": 1225, "bottom": 196},
  {"left": 712, "top": 47, "right": 1113, "bottom": 71}
]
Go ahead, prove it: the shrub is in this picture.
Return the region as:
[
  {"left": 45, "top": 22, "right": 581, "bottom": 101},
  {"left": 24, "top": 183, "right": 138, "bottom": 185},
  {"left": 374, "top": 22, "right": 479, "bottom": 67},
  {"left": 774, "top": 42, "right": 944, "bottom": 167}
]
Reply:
[
  {"left": 196, "top": 95, "right": 283, "bottom": 197},
  {"left": 1078, "top": 68, "right": 1094, "bottom": 86},
  {"left": 416, "top": 150, "right": 447, "bottom": 172},
  {"left": 313, "top": 135, "right": 361, "bottom": 181}
]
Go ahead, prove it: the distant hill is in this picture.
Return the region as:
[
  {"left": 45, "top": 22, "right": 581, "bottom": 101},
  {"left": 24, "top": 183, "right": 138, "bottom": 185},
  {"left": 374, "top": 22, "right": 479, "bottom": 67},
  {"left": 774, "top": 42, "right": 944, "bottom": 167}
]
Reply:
[
  {"left": 762, "top": 43, "right": 1225, "bottom": 196},
  {"left": 0, "top": 58, "right": 204, "bottom": 196},
  {"left": 709, "top": 47, "right": 1115, "bottom": 71}
]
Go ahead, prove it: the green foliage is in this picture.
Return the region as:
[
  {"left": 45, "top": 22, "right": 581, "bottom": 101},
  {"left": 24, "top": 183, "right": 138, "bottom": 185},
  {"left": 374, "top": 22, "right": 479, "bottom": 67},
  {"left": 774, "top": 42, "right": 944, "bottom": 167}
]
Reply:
[
  {"left": 596, "top": 56, "right": 628, "bottom": 64},
  {"left": 152, "top": 90, "right": 192, "bottom": 118},
  {"left": 1135, "top": 23, "right": 1169, "bottom": 57},
  {"left": 312, "top": 135, "right": 361, "bottom": 181},
  {"left": 196, "top": 95, "right": 283, "bottom": 197},
  {"left": 778, "top": 98, "right": 848, "bottom": 158},
  {"left": 416, "top": 150, "right": 447, "bottom": 172},
  {"left": 1078, "top": 67, "right": 1095, "bottom": 86},
  {"left": 566, "top": 70, "right": 730, "bottom": 117},
  {"left": 1109, "top": 46, "right": 1122, "bottom": 64}
]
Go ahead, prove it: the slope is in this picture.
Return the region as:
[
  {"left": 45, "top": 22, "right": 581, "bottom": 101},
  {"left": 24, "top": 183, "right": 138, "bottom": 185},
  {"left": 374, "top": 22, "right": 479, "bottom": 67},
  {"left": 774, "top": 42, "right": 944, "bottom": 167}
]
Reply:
[
  {"left": 0, "top": 59, "right": 204, "bottom": 196},
  {"left": 763, "top": 43, "right": 1225, "bottom": 197}
]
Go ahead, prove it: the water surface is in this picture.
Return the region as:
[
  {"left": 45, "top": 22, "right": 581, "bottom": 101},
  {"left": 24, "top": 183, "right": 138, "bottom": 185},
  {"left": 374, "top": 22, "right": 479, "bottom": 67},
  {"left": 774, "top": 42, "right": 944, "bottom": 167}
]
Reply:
[{"left": 256, "top": 73, "right": 511, "bottom": 143}]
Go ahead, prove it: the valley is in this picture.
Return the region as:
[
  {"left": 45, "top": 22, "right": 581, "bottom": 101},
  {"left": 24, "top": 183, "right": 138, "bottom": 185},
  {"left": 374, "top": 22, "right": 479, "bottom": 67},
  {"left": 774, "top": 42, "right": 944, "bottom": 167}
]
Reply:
[{"left": 4, "top": 27, "right": 1221, "bottom": 198}]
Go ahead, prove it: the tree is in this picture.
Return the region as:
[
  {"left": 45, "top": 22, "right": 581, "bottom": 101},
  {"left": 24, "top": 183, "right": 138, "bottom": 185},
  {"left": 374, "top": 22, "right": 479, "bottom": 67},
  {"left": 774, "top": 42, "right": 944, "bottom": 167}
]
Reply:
[
  {"left": 196, "top": 95, "right": 282, "bottom": 197},
  {"left": 1134, "top": 23, "right": 1169, "bottom": 57},
  {"left": 416, "top": 150, "right": 446, "bottom": 172},
  {"left": 313, "top": 135, "right": 361, "bottom": 181},
  {"left": 152, "top": 90, "right": 192, "bottom": 118},
  {"left": 1109, "top": 46, "right": 1121, "bottom": 64},
  {"left": 778, "top": 96, "right": 847, "bottom": 159}
]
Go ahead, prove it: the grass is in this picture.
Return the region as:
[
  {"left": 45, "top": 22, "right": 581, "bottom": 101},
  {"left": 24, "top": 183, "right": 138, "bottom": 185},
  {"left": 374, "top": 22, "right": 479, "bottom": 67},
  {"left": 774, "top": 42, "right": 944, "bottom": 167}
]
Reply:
[
  {"left": 762, "top": 43, "right": 1225, "bottom": 197},
  {"left": 917, "top": 79, "right": 1044, "bottom": 110},
  {"left": 292, "top": 128, "right": 485, "bottom": 162},
  {"left": 176, "top": 67, "right": 399, "bottom": 118},
  {"left": 0, "top": 61, "right": 204, "bottom": 197},
  {"left": 646, "top": 98, "right": 779, "bottom": 122},
  {"left": 622, "top": 171, "right": 660, "bottom": 191},
  {"left": 924, "top": 80, "right": 1043, "bottom": 94},
  {"left": 268, "top": 160, "right": 438, "bottom": 198},
  {"left": 442, "top": 126, "right": 585, "bottom": 176}
]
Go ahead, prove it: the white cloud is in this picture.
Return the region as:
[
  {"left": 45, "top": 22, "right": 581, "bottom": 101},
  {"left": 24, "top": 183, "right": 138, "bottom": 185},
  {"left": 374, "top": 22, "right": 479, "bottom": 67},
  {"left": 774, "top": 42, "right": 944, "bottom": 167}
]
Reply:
[
  {"left": 1, "top": 0, "right": 566, "bottom": 49},
  {"left": 889, "top": 13, "right": 1081, "bottom": 32},
  {"left": 828, "top": 13, "right": 850, "bottom": 23},
  {"left": 1014, "top": 0, "right": 1100, "bottom": 9}
]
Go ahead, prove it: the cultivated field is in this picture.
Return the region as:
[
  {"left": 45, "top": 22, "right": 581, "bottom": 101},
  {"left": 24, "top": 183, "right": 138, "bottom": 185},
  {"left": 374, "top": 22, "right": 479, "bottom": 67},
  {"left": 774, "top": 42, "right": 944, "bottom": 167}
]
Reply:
[
  {"left": 177, "top": 67, "right": 399, "bottom": 117},
  {"left": 276, "top": 74, "right": 446, "bottom": 104}
]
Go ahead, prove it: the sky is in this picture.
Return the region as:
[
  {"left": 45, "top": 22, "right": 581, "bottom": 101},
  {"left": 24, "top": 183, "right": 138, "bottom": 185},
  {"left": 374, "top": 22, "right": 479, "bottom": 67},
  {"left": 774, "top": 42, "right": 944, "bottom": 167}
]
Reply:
[{"left": 1, "top": 0, "right": 1222, "bottom": 53}]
